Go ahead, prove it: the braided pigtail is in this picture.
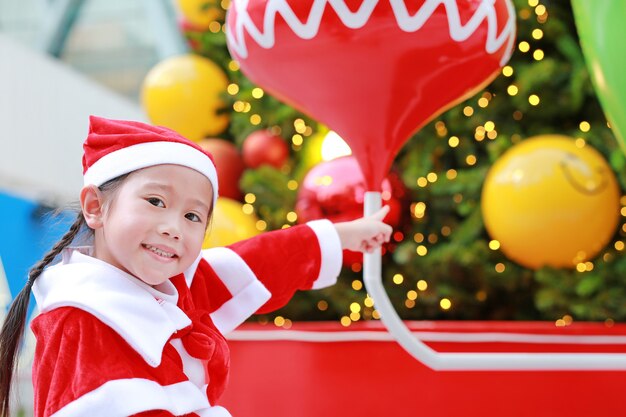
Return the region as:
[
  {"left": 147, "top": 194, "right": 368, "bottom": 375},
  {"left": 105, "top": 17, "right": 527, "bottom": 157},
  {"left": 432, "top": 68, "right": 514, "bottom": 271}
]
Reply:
[{"left": 0, "top": 213, "right": 85, "bottom": 417}]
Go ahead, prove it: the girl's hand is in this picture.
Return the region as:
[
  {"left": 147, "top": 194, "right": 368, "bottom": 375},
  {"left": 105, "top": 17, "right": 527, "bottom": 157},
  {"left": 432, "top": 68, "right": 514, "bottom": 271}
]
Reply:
[{"left": 334, "top": 206, "right": 393, "bottom": 253}]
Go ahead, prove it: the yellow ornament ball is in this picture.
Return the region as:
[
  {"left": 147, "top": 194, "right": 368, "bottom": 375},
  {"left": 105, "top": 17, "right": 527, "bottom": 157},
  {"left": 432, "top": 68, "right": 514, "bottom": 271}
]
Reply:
[
  {"left": 481, "top": 135, "right": 620, "bottom": 269},
  {"left": 141, "top": 54, "right": 229, "bottom": 142},
  {"left": 176, "top": 0, "right": 224, "bottom": 30},
  {"left": 203, "top": 197, "right": 261, "bottom": 248}
]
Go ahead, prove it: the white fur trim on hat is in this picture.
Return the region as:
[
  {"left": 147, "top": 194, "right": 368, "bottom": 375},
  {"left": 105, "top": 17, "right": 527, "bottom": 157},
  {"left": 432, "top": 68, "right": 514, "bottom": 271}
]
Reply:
[{"left": 83, "top": 141, "right": 219, "bottom": 205}]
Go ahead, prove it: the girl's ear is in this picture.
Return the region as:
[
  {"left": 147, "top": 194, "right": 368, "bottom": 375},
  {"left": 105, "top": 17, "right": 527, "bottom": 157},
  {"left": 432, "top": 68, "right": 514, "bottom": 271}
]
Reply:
[{"left": 80, "top": 185, "right": 106, "bottom": 229}]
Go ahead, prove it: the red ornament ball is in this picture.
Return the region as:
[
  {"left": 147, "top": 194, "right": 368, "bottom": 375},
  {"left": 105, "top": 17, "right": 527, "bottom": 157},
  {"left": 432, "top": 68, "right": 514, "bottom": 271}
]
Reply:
[
  {"left": 197, "top": 138, "right": 245, "bottom": 201},
  {"left": 296, "top": 156, "right": 407, "bottom": 266},
  {"left": 242, "top": 130, "right": 289, "bottom": 169}
]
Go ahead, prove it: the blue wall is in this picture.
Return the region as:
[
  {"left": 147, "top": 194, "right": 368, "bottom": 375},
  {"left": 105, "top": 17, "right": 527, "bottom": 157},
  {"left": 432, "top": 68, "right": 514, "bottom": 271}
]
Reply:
[{"left": 0, "top": 190, "right": 75, "bottom": 314}]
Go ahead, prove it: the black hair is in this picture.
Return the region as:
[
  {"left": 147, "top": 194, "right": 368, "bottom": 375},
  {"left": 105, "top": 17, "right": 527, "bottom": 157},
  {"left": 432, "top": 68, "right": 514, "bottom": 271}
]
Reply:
[{"left": 0, "top": 176, "right": 126, "bottom": 417}]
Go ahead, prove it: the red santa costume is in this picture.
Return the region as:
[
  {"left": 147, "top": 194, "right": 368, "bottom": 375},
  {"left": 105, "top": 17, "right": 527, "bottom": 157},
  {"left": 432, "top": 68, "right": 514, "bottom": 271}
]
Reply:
[{"left": 29, "top": 116, "right": 343, "bottom": 417}]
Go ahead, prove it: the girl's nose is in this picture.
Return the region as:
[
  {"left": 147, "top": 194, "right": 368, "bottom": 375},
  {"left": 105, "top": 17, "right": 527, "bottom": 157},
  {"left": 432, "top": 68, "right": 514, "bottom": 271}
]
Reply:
[{"left": 159, "top": 217, "right": 182, "bottom": 240}]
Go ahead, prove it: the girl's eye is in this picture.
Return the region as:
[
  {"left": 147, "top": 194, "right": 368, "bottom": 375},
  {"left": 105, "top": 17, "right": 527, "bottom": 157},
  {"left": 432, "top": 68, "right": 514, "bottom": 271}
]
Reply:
[
  {"left": 147, "top": 198, "right": 165, "bottom": 208},
  {"left": 185, "top": 212, "right": 202, "bottom": 223}
]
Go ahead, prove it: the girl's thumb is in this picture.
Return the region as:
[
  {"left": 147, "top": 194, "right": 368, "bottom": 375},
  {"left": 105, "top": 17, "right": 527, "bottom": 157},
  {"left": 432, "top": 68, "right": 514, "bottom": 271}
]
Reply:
[{"left": 369, "top": 205, "right": 390, "bottom": 221}]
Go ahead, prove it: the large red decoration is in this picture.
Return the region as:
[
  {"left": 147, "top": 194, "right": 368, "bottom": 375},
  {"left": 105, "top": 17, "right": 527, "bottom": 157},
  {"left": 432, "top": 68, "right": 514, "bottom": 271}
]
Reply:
[{"left": 226, "top": 0, "right": 516, "bottom": 189}]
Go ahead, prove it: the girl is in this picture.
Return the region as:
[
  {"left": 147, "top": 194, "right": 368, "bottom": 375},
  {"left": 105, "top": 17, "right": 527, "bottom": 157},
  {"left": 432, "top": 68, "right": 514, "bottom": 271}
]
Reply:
[{"left": 0, "top": 116, "right": 392, "bottom": 417}]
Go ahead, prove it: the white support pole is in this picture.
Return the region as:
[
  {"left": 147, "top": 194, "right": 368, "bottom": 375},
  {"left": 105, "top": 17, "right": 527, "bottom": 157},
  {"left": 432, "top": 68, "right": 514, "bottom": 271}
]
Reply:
[{"left": 362, "top": 191, "right": 626, "bottom": 370}]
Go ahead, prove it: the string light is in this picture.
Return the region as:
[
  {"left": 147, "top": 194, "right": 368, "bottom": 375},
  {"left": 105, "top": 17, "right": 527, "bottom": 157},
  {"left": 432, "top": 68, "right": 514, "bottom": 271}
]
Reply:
[
  {"left": 417, "top": 280, "right": 428, "bottom": 291},
  {"left": 255, "top": 220, "right": 267, "bottom": 231},
  {"left": 250, "top": 114, "right": 262, "bottom": 125},
  {"left": 227, "top": 83, "right": 239, "bottom": 95},
  {"left": 228, "top": 60, "right": 240, "bottom": 71},
  {"left": 466, "top": 155, "right": 477, "bottom": 165},
  {"left": 287, "top": 180, "right": 298, "bottom": 190},
  {"left": 463, "top": 106, "right": 474, "bottom": 116},
  {"left": 291, "top": 134, "right": 303, "bottom": 146},
  {"left": 233, "top": 101, "right": 245, "bottom": 112},
  {"left": 579, "top": 121, "right": 591, "bottom": 132},
  {"left": 251, "top": 87, "right": 264, "bottom": 99},
  {"left": 502, "top": 66, "right": 514, "bottom": 77},
  {"left": 535, "top": 5, "right": 547, "bottom": 16},
  {"left": 242, "top": 204, "right": 254, "bottom": 215},
  {"left": 489, "top": 240, "right": 501, "bottom": 250},
  {"left": 244, "top": 193, "right": 256, "bottom": 204},
  {"left": 445, "top": 169, "right": 457, "bottom": 180},
  {"left": 209, "top": 21, "right": 221, "bottom": 33},
  {"left": 435, "top": 121, "right": 448, "bottom": 137},
  {"left": 352, "top": 280, "right": 363, "bottom": 290},
  {"left": 393, "top": 274, "right": 404, "bottom": 285},
  {"left": 426, "top": 172, "right": 438, "bottom": 183},
  {"left": 495, "top": 263, "right": 506, "bottom": 273},
  {"left": 413, "top": 202, "right": 426, "bottom": 218},
  {"left": 448, "top": 136, "right": 460, "bottom": 147},
  {"left": 533, "top": 49, "right": 545, "bottom": 61},
  {"left": 294, "top": 118, "right": 306, "bottom": 131},
  {"left": 507, "top": 85, "right": 519, "bottom": 96},
  {"left": 317, "top": 300, "right": 328, "bottom": 311},
  {"left": 475, "top": 290, "right": 487, "bottom": 301},
  {"left": 440, "top": 298, "right": 452, "bottom": 310},
  {"left": 340, "top": 316, "right": 351, "bottom": 327},
  {"left": 518, "top": 41, "right": 530, "bottom": 53},
  {"left": 528, "top": 94, "right": 540, "bottom": 105},
  {"left": 414, "top": 233, "right": 425, "bottom": 243},
  {"left": 407, "top": 290, "right": 418, "bottom": 301},
  {"left": 518, "top": 8, "right": 531, "bottom": 20},
  {"left": 441, "top": 226, "right": 451, "bottom": 236},
  {"left": 286, "top": 211, "right": 297, "bottom": 222},
  {"left": 416, "top": 245, "right": 428, "bottom": 256},
  {"left": 531, "top": 28, "right": 543, "bottom": 39}
]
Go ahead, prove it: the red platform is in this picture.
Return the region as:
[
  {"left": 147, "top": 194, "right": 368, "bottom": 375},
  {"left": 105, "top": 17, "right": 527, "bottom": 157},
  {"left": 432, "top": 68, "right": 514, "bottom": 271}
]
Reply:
[{"left": 221, "top": 321, "right": 626, "bottom": 416}]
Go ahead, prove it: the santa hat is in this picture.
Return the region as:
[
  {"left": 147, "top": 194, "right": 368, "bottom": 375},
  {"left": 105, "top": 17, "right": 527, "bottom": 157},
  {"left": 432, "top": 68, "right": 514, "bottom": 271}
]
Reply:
[{"left": 82, "top": 116, "right": 218, "bottom": 205}]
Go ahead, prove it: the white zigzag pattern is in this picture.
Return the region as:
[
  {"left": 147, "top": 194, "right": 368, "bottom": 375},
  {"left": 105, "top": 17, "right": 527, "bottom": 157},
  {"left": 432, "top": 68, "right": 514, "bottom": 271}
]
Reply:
[{"left": 227, "top": 0, "right": 516, "bottom": 65}]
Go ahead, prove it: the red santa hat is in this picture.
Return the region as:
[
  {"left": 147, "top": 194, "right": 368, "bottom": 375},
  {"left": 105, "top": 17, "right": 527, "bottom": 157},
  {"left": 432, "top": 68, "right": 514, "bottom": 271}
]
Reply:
[{"left": 82, "top": 116, "right": 219, "bottom": 205}]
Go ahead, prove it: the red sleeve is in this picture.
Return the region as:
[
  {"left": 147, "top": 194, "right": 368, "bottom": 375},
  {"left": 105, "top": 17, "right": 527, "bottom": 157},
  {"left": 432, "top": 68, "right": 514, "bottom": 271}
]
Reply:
[
  {"left": 228, "top": 224, "right": 323, "bottom": 312},
  {"left": 190, "top": 221, "right": 342, "bottom": 333}
]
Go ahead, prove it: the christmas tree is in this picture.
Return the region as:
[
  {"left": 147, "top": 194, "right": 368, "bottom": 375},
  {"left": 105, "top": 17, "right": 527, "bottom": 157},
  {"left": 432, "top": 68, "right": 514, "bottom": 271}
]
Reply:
[{"left": 176, "top": 0, "right": 626, "bottom": 328}]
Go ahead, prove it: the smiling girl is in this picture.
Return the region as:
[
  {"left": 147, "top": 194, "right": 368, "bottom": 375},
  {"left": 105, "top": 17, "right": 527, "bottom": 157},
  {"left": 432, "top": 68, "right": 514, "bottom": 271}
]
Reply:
[{"left": 0, "top": 116, "right": 391, "bottom": 417}]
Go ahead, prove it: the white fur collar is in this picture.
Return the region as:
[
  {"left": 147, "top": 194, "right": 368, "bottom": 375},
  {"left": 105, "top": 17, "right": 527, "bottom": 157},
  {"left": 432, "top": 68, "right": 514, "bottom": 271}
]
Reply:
[{"left": 33, "top": 248, "right": 192, "bottom": 367}]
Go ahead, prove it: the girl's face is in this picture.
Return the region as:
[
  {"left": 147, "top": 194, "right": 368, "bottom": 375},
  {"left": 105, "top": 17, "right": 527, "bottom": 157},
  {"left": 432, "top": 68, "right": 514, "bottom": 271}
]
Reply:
[{"left": 90, "top": 164, "right": 214, "bottom": 286}]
